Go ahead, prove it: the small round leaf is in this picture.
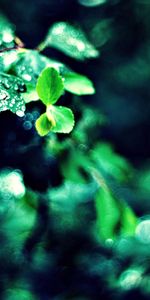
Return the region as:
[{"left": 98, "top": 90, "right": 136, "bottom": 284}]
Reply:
[
  {"left": 47, "top": 105, "right": 75, "bottom": 133},
  {"left": 35, "top": 113, "right": 52, "bottom": 136}
]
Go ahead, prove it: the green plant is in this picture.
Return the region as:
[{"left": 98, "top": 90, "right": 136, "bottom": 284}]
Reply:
[
  {"left": 0, "top": 14, "right": 96, "bottom": 136},
  {"left": 35, "top": 67, "right": 75, "bottom": 135},
  {"left": 0, "top": 13, "right": 140, "bottom": 243},
  {"left": 2, "top": 5, "right": 150, "bottom": 299}
]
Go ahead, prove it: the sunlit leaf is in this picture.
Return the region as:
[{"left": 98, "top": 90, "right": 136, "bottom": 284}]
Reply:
[
  {"left": 35, "top": 113, "right": 52, "bottom": 136},
  {"left": 38, "top": 22, "right": 99, "bottom": 60},
  {"left": 46, "top": 105, "right": 75, "bottom": 133},
  {"left": 36, "top": 67, "right": 64, "bottom": 105}
]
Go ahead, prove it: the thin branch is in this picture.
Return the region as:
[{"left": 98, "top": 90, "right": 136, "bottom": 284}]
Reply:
[
  {"left": 0, "top": 37, "right": 25, "bottom": 54},
  {"left": 0, "top": 45, "right": 19, "bottom": 53}
]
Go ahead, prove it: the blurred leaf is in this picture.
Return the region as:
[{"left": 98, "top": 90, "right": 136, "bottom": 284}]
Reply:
[
  {"left": 36, "top": 67, "right": 64, "bottom": 105},
  {"left": 3, "top": 199, "right": 36, "bottom": 246},
  {"left": 95, "top": 185, "right": 120, "bottom": 240},
  {"left": 0, "top": 169, "right": 25, "bottom": 216},
  {"left": 4, "top": 288, "right": 35, "bottom": 300},
  {"left": 91, "top": 143, "right": 132, "bottom": 183},
  {"left": 49, "top": 180, "right": 98, "bottom": 211},
  {"left": 95, "top": 172, "right": 137, "bottom": 241},
  {"left": 46, "top": 105, "right": 75, "bottom": 133},
  {"left": 63, "top": 72, "right": 95, "bottom": 95},
  {"left": 0, "top": 73, "right": 26, "bottom": 116},
  {"left": 114, "top": 55, "right": 150, "bottom": 88},
  {"left": 0, "top": 50, "right": 18, "bottom": 73},
  {"left": 38, "top": 22, "right": 99, "bottom": 60},
  {"left": 120, "top": 203, "right": 137, "bottom": 236},
  {"left": 73, "top": 105, "right": 106, "bottom": 143},
  {"left": 61, "top": 146, "right": 92, "bottom": 183},
  {"left": 90, "top": 19, "right": 113, "bottom": 48},
  {"left": 137, "top": 168, "right": 150, "bottom": 194},
  {"left": 78, "top": 0, "right": 106, "bottom": 6},
  {"left": 0, "top": 14, "right": 15, "bottom": 50}
]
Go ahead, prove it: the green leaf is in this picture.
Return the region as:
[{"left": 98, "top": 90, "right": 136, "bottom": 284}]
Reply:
[
  {"left": 11, "top": 50, "right": 58, "bottom": 85},
  {"left": 46, "top": 105, "right": 75, "bottom": 133},
  {"left": 36, "top": 67, "right": 64, "bottom": 105},
  {"left": 79, "top": 0, "right": 106, "bottom": 7},
  {"left": 120, "top": 203, "right": 137, "bottom": 236},
  {"left": 95, "top": 186, "right": 121, "bottom": 240},
  {"left": 61, "top": 146, "right": 92, "bottom": 183},
  {"left": 11, "top": 49, "right": 96, "bottom": 99},
  {"left": 11, "top": 50, "right": 65, "bottom": 102},
  {"left": 0, "top": 50, "right": 18, "bottom": 72},
  {"left": 38, "top": 22, "right": 99, "bottom": 61},
  {"left": 95, "top": 173, "right": 137, "bottom": 241},
  {"left": 91, "top": 143, "right": 132, "bottom": 183},
  {"left": 72, "top": 105, "right": 106, "bottom": 144},
  {"left": 22, "top": 83, "right": 39, "bottom": 103},
  {"left": 35, "top": 113, "right": 53, "bottom": 136},
  {"left": 63, "top": 72, "right": 95, "bottom": 95},
  {"left": 4, "top": 288, "right": 35, "bottom": 300},
  {"left": 0, "top": 73, "right": 26, "bottom": 116}
]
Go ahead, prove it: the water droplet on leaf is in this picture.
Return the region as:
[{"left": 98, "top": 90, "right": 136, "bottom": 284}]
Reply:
[
  {"left": 0, "top": 73, "right": 26, "bottom": 116},
  {"left": 16, "top": 110, "right": 25, "bottom": 117}
]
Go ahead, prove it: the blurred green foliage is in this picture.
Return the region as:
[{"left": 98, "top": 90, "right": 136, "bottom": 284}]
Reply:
[{"left": 0, "top": 2, "right": 150, "bottom": 299}]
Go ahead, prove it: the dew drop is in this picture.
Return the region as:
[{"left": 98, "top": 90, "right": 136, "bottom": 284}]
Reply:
[
  {"left": 2, "top": 78, "right": 11, "bottom": 89},
  {"left": 14, "top": 83, "right": 19, "bottom": 91},
  {"left": 16, "top": 110, "right": 25, "bottom": 117},
  {"left": 18, "top": 83, "right": 26, "bottom": 92},
  {"left": 25, "top": 113, "right": 34, "bottom": 121},
  {"left": 23, "top": 120, "right": 32, "bottom": 130},
  {"left": 22, "top": 74, "right": 32, "bottom": 81},
  {"left": 0, "top": 90, "right": 9, "bottom": 100}
]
